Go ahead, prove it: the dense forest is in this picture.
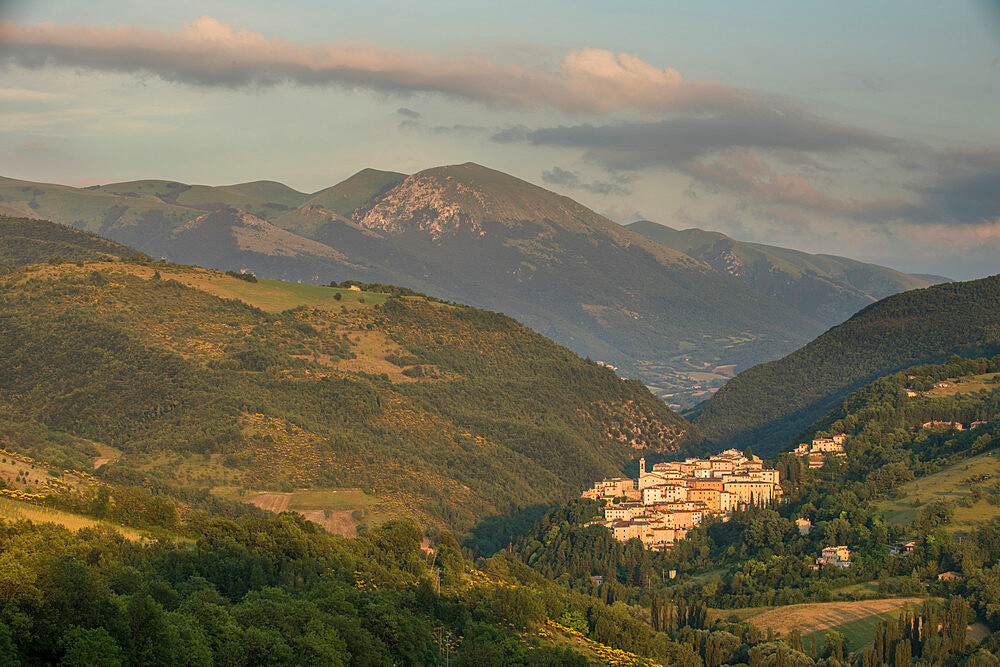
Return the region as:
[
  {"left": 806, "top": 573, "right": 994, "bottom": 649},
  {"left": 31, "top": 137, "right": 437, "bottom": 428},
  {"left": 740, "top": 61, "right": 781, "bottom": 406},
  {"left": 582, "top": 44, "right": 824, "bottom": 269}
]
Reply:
[{"left": 695, "top": 274, "right": 1000, "bottom": 454}]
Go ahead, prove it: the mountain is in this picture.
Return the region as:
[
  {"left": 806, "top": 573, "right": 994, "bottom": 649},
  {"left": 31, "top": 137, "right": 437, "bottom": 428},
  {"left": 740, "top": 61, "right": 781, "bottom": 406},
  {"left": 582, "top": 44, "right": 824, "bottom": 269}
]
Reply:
[
  {"left": 0, "top": 221, "right": 697, "bottom": 532},
  {"left": 694, "top": 274, "right": 1000, "bottom": 454},
  {"left": 0, "top": 215, "right": 134, "bottom": 265},
  {"left": 627, "top": 220, "right": 944, "bottom": 326},
  {"left": 0, "top": 167, "right": 933, "bottom": 406}
]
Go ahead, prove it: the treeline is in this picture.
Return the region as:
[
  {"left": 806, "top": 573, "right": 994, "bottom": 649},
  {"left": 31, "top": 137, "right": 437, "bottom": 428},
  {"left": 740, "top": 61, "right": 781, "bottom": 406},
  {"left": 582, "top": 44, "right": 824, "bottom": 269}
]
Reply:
[
  {"left": 328, "top": 280, "right": 431, "bottom": 299},
  {"left": 0, "top": 513, "right": 713, "bottom": 666}
]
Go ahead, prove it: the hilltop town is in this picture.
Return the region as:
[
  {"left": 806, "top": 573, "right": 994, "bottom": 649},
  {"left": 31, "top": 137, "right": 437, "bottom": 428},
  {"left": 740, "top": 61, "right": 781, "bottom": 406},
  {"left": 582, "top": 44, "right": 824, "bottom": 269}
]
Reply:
[{"left": 582, "top": 449, "right": 782, "bottom": 550}]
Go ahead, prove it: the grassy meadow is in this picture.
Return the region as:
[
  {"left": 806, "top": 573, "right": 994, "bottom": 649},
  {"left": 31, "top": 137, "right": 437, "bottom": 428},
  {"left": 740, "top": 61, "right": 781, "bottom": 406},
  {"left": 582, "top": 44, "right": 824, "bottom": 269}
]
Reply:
[{"left": 876, "top": 450, "right": 1000, "bottom": 530}]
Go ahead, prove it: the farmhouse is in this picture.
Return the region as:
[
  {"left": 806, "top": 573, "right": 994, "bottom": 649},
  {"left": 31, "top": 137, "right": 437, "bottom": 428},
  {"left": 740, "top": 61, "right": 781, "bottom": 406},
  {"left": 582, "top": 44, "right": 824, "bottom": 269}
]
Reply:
[
  {"left": 817, "top": 546, "right": 851, "bottom": 569},
  {"left": 922, "top": 421, "right": 963, "bottom": 430}
]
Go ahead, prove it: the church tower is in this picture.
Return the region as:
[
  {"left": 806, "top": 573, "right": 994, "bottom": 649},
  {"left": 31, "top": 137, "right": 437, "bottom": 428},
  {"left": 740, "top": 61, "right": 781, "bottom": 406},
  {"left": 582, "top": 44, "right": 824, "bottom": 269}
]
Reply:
[{"left": 639, "top": 457, "right": 646, "bottom": 477}]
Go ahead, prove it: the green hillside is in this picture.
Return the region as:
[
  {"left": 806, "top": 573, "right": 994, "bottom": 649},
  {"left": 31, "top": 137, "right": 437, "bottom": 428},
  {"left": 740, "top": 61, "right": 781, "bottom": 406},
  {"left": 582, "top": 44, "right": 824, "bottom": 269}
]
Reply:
[
  {"left": 219, "top": 179, "right": 311, "bottom": 208},
  {"left": 304, "top": 168, "right": 406, "bottom": 215},
  {"left": 800, "top": 354, "right": 1000, "bottom": 531},
  {"left": 695, "top": 274, "right": 1000, "bottom": 453},
  {"left": 0, "top": 215, "right": 135, "bottom": 265},
  {"left": 627, "top": 220, "right": 940, "bottom": 326},
  {"left": 0, "top": 249, "right": 695, "bottom": 533}
]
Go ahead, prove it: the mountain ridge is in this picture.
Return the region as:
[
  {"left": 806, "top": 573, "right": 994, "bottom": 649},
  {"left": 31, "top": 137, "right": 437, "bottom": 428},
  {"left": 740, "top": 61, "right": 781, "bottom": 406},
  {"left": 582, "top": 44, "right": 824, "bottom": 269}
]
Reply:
[{"left": 626, "top": 219, "right": 944, "bottom": 327}]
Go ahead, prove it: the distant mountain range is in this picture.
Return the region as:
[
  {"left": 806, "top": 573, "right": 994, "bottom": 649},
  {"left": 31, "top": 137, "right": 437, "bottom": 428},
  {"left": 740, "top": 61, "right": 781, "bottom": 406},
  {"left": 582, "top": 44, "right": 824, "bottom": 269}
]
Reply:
[
  {"left": 626, "top": 221, "right": 947, "bottom": 327},
  {"left": 0, "top": 166, "right": 944, "bottom": 406}
]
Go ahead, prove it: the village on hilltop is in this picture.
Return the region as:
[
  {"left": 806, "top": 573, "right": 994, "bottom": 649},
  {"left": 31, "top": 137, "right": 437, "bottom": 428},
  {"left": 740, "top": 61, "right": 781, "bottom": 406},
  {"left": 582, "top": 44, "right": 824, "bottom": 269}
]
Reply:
[{"left": 582, "top": 449, "right": 782, "bottom": 551}]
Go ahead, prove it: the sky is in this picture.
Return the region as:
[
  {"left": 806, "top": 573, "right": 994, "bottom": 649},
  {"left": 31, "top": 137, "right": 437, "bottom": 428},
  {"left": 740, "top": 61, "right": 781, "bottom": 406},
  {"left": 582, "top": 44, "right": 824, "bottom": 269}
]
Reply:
[{"left": 1, "top": 0, "right": 999, "bottom": 279}]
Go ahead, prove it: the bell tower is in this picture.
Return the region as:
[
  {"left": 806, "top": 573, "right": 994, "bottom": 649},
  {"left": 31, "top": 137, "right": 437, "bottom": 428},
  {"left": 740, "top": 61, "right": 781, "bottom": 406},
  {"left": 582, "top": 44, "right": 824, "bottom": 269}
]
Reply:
[{"left": 639, "top": 457, "right": 646, "bottom": 477}]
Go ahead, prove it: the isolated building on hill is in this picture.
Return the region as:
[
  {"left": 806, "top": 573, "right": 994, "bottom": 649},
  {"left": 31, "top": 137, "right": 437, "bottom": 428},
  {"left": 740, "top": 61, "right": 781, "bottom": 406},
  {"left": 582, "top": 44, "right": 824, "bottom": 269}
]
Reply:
[
  {"left": 922, "top": 421, "right": 964, "bottom": 430},
  {"left": 794, "top": 434, "right": 847, "bottom": 468},
  {"left": 816, "top": 546, "right": 851, "bottom": 569}
]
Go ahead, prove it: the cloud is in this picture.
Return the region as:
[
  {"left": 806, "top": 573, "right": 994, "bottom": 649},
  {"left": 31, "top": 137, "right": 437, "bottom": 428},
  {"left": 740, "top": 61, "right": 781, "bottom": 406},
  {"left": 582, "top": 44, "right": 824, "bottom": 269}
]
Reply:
[
  {"left": 396, "top": 107, "right": 421, "bottom": 119},
  {"left": 688, "top": 149, "right": 904, "bottom": 217},
  {"left": 0, "top": 16, "right": 744, "bottom": 113},
  {"left": 0, "top": 87, "right": 69, "bottom": 102},
  {"left": 494, "top": 114, "right": 1000, "bottom": 230},
  {"left": 902, "top": 168, "right": 1000, "bottom": 226},
  {"left": 540, "top": 166, "right": 632, "bottom": 195},
  {"left": 493, "top": 107, "right": 900, "bottom": 170}
]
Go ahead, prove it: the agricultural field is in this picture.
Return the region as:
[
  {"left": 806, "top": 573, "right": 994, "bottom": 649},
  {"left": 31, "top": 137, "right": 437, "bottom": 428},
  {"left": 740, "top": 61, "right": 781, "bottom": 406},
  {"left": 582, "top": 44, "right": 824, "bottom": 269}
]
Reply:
[
  {"left": 743, "top": 598, "right": 925, "bottom": 651},
  {"left": 0, "top": 497, "right": 145, "bottom": 541},
  {"left": 17, "top": 261, "right": 388, "bottom": 313},
  {"left": 801, "top": 609, "right": 904, "bottom": 653},
  {"left": 876, "top": 451, "right": 1000, "bottom": 530},
  {"left": 92, "top": 443, "right": 121, "bottom": 469},
  {"left": 212, "top": 486, "right": 381, "bottom": 537}
]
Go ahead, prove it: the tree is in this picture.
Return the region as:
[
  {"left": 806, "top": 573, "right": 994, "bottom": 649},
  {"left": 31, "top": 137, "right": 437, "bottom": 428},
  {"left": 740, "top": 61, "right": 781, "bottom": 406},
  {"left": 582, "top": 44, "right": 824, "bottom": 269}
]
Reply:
[
  {"left": 0, "top": 623, "right": 17, "bottom": 667},
  {"left": 59, "top": 627, "right": 123, "bottom": 667},
  {"left": 823, "top": 631, "right": 844, "bottom": 661}
]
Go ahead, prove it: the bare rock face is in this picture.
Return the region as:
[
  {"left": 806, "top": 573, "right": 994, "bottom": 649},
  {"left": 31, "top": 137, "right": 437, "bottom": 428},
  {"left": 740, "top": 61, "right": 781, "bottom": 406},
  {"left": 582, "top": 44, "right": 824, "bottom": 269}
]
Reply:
[{"left": 354, "top": 172, "right": 486, "bottom": 238}]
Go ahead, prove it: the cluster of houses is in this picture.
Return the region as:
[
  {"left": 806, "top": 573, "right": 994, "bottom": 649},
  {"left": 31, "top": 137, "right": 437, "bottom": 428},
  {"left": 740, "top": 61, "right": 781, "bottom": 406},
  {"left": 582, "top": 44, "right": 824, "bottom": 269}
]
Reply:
[
  {"left": 582, "top": 449, "right": 782, "bottom": 551},
  {"left": 905, "top": 380, "right": 958, "bottom": 397},
  {"left": 793, "top": 434, "right": 847, "bottom": 469},
  {"left": 921, "top": 420, "right": 988, "bottom": 431}
]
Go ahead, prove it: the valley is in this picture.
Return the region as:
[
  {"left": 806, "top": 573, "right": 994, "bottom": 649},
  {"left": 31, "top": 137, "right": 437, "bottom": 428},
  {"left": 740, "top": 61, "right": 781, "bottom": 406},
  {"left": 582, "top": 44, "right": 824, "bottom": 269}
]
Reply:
[
  {"left": 0, "top": 215, "right": 997, "bottom": 664},
  {"left": 2, "top": 3, "right": 995, "bottom": 663}
]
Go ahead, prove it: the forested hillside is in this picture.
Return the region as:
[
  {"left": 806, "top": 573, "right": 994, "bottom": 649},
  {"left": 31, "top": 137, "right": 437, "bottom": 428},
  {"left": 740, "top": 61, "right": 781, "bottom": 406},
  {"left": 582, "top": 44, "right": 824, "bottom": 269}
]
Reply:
[
  {"left": 695, "top": 274, "right": 1000, "bottom": 453},
  {"left": 0, "top": 511, "right": 715, "bottom": 665},
  {"left": 0, "top": 215, "right": 134, "bottom": 266},
  {"left": 0, "top": 241, "right": 695, "bottom": 533}
]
